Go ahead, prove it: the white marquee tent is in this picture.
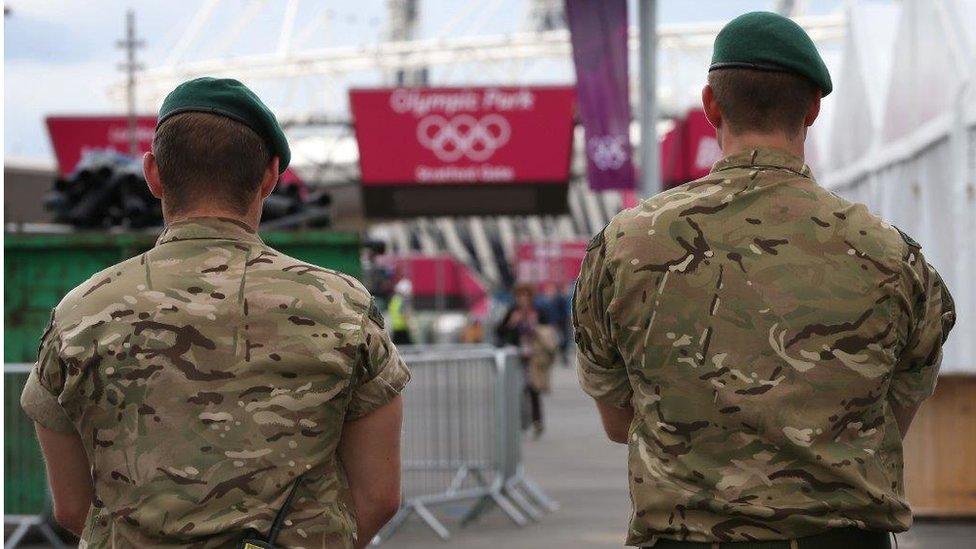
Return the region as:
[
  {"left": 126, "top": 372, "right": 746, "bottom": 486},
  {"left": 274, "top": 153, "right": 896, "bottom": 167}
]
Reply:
[{"left": 822, "top": 0, "right": 976, "bottom": 374}]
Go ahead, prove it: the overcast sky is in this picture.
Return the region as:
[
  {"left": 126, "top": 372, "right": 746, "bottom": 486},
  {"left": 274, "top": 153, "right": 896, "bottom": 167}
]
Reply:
[{"left": 4, "top": 0, "right": 844, "bottom": 161}]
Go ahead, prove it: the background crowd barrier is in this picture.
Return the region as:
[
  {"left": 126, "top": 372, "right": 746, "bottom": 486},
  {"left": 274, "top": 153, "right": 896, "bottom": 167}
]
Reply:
[
  {"left": 396, "top": 343, "right": 495, "bottom": 354},
  {"left": 4, "top": 364, "right": 68, "bottom": 549},
  {"left": 375, "top": 346, "right": 557, "bottom": 543},
  {"left": 2, "top": 346, "right": 556, "bottom": 546}
]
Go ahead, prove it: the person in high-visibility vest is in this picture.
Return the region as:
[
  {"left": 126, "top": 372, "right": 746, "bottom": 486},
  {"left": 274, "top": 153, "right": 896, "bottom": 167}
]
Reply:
[{"left": 389, "top": 278, "right": 414, "bottom": 345}]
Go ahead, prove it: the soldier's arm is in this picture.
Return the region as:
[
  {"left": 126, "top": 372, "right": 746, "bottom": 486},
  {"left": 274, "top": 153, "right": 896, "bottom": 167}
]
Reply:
[
  {"left": 573, "top": 227, "right": 634, "bottom": 444},
  {"left": 338, "top": 396, "right": 403, "bottom": 548},
  {"left": 34, "top": 424, "right": 93, "bottom": 536},
  {"left": 888, "top": 252, "right": 955, "bottom": 438},
  {"left": 890, "top": 404, "right": 919, "bottom": 439},
  {"left": 21, "top": 310, "right": 93, "bottom": 534},
  {"left": 596, "top": 400, "right": 635, "bottom": 444},
  {"left": 342, "top": 298, "right": 411, "bottom": 545}
]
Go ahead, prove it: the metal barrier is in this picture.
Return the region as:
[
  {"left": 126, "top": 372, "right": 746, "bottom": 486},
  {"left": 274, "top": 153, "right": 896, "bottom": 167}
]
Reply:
[
  {"left": 4, "top": 347, "right": 556, "bottom": 546},
  {"left": 396, "top": 343, "right": 495, "bottom": 354},
  {"left": 4, "top": 364, "right": 68, "bottom": 549},
  {"left": 373, "top": 346, "right": 557, "bottom": 543}
]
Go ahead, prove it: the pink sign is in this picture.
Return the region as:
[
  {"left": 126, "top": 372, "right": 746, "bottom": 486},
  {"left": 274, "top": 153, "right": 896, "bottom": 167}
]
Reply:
[
  {"left": 684, "top": 109, "right": 722, "bottom": 181},
  {"left": 46, "top": 115, "right": 304, "bottom": 187},
  {"left": 660, "top": 109, "right": 722, "bottom": 190},
  {"left": 515, "top": 240, "right": 589, "bottom": 288},
  {"left": 378, "top": 254, "right": 488, "bottom": 315},
  {"left": 350, "top": 87, "right": 576, "bottom": 185},
  {"left": 46, "top": 115, "right": 157, "bottom": 176}
]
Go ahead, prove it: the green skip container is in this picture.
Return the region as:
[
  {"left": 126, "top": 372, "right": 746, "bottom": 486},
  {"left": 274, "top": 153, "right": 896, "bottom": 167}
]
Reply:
[{"left": 3, "top": 228, "right": 361, "bottom": 515}]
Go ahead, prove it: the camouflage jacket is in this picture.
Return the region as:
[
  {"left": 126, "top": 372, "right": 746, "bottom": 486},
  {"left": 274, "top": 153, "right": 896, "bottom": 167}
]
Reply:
[
  {"left": 573, "top": 148, "right": 955, "bottom": 545},
  {"left": 21, "top": 217, "right": 410, "bottom": 548}
]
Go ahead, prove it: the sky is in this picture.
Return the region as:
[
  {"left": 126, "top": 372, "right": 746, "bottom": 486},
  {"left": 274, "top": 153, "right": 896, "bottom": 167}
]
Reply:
[{"left": 3, "top": 0, "right": 844, "bottom": 162}]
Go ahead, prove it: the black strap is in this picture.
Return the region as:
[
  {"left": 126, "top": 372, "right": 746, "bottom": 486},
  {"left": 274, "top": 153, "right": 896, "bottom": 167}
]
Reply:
[{"left": 266, "top": 473, "right": 305, "bottom": 544}]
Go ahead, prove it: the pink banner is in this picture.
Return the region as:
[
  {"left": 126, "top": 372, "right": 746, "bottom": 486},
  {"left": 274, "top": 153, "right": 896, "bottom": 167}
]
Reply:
[
  {"left": 566, "top": 0, "right": 636, "bottom": 191},
  {"left": 660, "top": 109, "right": 722, "bottom": 190},
  {"left": 515, "top": 240, "right": 589, "bottom": 289},
  {"left": 46, "top": 115, "right": 304, "bottom": 186},
  {"left": 350, "top": 87, "right": 576, "bottom": 185}
]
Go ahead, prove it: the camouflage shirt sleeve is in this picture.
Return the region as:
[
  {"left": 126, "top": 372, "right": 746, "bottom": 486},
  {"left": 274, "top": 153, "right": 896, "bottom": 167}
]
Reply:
[
  {"left": 346, "top": 299, "right": 411, "bottom": 421},
  {"left": 573, "top": 227, "right": 632, "bottom": 408},
  {"left": 20, "top": 310, "right": 74, "bottom": 433},
  {"left": 889, "top": 250, "right": 956, "bottom": 409}
]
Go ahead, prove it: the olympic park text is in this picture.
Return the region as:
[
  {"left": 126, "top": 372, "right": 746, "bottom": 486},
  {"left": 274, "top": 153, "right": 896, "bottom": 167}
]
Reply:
[{"left": 390, "top": 88, "right": 537, "bottom": 117}]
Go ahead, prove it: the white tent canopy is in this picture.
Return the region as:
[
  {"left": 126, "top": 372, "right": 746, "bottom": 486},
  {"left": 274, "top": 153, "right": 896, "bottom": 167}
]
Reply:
[
  {"left": 823, "top": 0, "right": 976, "bottom": 374},
  {"left": 825, "top": 1, "right": 899, "bottom": 172}
]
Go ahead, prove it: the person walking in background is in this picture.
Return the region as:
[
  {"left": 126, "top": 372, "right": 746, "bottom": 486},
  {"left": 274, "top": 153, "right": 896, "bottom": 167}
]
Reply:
[
  {"left": 497, "top": 283, "right": 557, "bottom": 439},
  {"left": 574, "top": 12, "right": 954, "bottom": 548},
  {"left": 20, "top": 77, "right": 410, "bottom": 548},
  {"left": 388, "top": 278, "right": 415, "bottom": 345},
  {"left": 535, "top": 281, "right": 572, "bottom": 367}
]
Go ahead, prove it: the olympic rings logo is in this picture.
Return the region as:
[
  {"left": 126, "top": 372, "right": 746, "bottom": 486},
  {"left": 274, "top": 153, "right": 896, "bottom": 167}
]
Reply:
[
  {"left": 416, "top": 114, "right": 511, "bottom": 162},
  {"left": 586, "top": 135, "right": 629, "bottom": 171}
]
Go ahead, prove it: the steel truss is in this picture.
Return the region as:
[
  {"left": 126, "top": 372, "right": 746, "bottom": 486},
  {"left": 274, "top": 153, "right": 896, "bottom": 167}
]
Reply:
[{"left": 112, "top": 1, "right": 843, "bottom": 119}]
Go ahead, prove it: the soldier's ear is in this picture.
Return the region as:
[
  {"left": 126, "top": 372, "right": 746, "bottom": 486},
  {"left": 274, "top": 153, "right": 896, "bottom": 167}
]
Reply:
[
  {"left": 702, "top": 84, "right": 722, "bottom": 130},
  {"left": 143, "top": 152, "right": 164, "bottom": 200},
  {"left": 804, "top": 92, "right": 822, "bottom": 128},
  {"left": 260, "top": 157, "right": 280, "bottom": 199}
]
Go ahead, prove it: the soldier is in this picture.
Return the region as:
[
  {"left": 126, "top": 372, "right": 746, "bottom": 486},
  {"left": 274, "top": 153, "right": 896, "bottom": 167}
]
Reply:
[
  {"left": 574, "top": 12, "right": 955, "bottom": 549},
  {"left": 20, "top": 77, "right": 410, "bottom": 548}
]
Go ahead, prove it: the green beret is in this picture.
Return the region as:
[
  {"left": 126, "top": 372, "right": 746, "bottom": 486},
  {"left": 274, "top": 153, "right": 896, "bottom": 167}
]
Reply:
[
  {"left": 157, "top": 77, "right": 290, "bottom": 172},
  {"left": 710, "top": 11, "right": 832, "bottom": 96}
]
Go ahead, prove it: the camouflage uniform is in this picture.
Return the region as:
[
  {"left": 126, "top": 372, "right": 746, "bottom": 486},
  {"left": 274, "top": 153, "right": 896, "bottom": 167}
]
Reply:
[
  {"left": 573, "top": 148, "right": 955, "bottom": 545},
  {"left": 21, "top": 217, "right": 410, "bottom": 548}
]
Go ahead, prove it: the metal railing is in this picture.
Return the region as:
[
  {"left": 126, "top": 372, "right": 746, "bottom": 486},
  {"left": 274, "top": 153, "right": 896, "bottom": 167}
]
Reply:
[
  {"left": 4, "top": 348, "right": 556, "bottom": 546},
  {"left": 396, "top": 343, "right": 495, "bottom": 354},
  {"left": 374, "top": 346, "right": 557, "bottom": 543},
  {"left": 4, "top": 364, "right": 68, "bottom": 549}
]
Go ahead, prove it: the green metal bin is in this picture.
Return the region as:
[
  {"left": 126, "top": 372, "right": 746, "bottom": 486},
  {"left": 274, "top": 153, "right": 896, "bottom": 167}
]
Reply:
[{"left": 3, "top": 228, "right": 361, "bottom": 514}]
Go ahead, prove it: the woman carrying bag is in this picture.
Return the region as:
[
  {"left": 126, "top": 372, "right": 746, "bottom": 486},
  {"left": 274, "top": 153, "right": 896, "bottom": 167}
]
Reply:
[{"left": 496, "top": 283, "right": 557, "bottom": 439}]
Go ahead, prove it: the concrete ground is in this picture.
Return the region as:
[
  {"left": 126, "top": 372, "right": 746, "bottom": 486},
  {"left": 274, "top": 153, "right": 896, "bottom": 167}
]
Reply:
[{"left": 10, "top": 366, "right": 975, "bottom": 548}]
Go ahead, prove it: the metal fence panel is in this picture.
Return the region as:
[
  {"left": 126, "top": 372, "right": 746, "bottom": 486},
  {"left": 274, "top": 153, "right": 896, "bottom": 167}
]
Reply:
[
  {"left": 4, "top": 365, "right": 47, "bottom": 515},
  {"left": 401, "top": 354, "right": 498, "bottom": 500},
  {"left": 374, "top": 347, "right": 556, "bottom": 543},
  {"left": 4, "top": 364, "right": 69, "bottom": 549}
]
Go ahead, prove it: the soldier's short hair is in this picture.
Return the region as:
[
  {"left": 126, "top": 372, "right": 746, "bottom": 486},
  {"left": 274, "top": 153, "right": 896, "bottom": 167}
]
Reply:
[
  {"left": 152, "top": 112, "right": 273, "bottom": 215},
  {"left": 707, "top": 68, "right": 818, "bottom": 136}
]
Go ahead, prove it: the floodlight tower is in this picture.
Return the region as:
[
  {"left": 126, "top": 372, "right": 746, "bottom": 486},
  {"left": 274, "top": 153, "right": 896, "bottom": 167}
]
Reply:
[
  {"left": 775, "top": 0, "right": 806, "bottom": 17},
  {"left": 529, "top": 0, "right": 565, "bottom": 31},
  {"left": 387, "top": 0, "right": 426, "bottom": 85},
  {"left": 117, "top": 9, "right": 144, "bottom": 157}
]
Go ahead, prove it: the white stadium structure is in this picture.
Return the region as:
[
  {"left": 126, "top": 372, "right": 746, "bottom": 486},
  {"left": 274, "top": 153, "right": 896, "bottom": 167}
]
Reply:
[{"left": 116, "top": 0, "right": 974, "bottom": 373}]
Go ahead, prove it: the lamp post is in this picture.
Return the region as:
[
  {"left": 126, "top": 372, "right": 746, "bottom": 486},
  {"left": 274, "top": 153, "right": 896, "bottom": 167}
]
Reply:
[{"left": 638, "top": 0, "right": 660, "bottom": 197}]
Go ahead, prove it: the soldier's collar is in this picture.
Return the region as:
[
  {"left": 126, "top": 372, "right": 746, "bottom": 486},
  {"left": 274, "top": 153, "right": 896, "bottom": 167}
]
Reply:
[
  {"left": 710, "top": 147, "right": 813, "bottom": 179},
  {"left": 156, "top": 216, "right": 264, "bottom": 246}
]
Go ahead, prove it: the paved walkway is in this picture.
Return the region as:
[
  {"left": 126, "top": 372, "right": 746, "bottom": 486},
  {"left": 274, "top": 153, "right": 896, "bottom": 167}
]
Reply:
[{"left": 384, "top": 366, "right": 976, "bottom": 549}]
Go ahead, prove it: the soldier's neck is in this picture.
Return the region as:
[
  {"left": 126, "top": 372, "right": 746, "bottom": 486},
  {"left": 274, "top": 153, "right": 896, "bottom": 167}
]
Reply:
[
  {"left": 163, "top": 206, "right": 260, "bottom": 231},
  {"left": 719, "top": 131, "right": 806, "bottom": 160}
]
